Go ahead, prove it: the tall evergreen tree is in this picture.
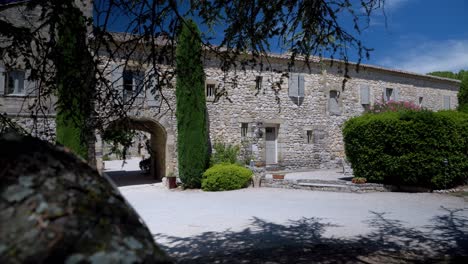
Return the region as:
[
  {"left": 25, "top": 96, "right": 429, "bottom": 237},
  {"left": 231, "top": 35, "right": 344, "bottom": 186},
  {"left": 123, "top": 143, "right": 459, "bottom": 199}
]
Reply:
[
  {"left": 458, "top": 73, "right": 468, "bottom": 113},
  {"left": 55, "top": 3, "right": 95, "bottom": 161},
  {"left": 175, "top": 20, "right": 209, "bottom": 188}
]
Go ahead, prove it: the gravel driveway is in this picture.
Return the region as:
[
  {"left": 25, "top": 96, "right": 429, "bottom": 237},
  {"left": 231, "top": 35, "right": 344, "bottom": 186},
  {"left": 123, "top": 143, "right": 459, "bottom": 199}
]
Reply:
[{"left": 119, "top": 184, "right": 468, "bottom": 263}]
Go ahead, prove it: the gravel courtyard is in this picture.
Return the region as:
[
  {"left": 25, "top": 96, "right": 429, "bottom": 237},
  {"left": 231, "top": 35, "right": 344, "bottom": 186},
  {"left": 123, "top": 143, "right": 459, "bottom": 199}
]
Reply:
[{"left": 119, "top": 183, "right": 468, "bottom": 263}]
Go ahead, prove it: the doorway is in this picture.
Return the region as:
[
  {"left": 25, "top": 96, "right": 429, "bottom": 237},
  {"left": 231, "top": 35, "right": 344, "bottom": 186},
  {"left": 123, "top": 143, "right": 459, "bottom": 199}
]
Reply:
[{"left": 265, "top": 127, "right": 277, "bottom": 165}]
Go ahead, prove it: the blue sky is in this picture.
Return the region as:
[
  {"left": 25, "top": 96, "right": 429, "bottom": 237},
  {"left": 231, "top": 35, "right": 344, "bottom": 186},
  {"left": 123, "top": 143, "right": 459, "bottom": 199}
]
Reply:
[
  {"left": 357, "top": 0, "right": 468, "bottom": 74},
  {"left": 100, "top": 0, "right": 467, "bottom": 75}
]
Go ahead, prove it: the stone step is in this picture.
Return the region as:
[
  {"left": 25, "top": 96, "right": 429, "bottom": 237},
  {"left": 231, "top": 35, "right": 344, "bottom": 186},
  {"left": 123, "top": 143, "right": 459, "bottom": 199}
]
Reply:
[{"left": 260, "top": 178, "right": 389, "bottom": 193}]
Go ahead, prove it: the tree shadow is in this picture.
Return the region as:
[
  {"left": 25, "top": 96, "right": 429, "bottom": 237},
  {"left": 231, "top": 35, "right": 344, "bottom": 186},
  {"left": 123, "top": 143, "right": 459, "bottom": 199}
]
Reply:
[
  {"left": 105, "top": 170, "right": 160, "bottom": 187},
  {"left": 155, "top": 207, "right": 468, "bottom": 263}
]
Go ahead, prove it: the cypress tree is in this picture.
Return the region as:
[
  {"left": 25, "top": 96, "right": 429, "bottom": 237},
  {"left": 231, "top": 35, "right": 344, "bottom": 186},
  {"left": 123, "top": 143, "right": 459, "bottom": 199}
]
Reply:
[
  {"left": 175, "top": 20, "right": 209, "bottom": 188},
  {"left": 458, "top": 73, "right": 468, "bottom": 113},
  {"left": 55, "top": 4, "right": 94, "bottom": 161}
]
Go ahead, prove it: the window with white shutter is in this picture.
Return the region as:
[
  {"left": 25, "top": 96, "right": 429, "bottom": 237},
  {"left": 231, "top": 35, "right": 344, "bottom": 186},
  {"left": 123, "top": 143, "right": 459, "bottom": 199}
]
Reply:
[
  {"left": 360, "top": 85, "right": 370, "bottom": 110},
  {"left": 328, "top": 90, "right": 341, "bottom": 115},
  {"left": 289, "top": 73, "right": 305, "bottom": 105},
  {"left": 5, "top": 70, "right": 25, "bottom": 95}
]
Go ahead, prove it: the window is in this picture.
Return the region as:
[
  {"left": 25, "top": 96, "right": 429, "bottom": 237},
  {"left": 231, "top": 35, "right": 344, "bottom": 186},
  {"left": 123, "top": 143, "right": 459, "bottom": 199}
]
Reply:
[
  {"left": 385, "top": 88, "right": 393, "bottom": 102},
  {"left": 206, "top": 83, "right": 215, "bottom": 98},
  {"left": 241, "top": 123, "right": 248, "bottom": 137},
  {"left": 306, "top": 130, "right": 312, "bottom": 144},
  {"left": 5, "top": 70, "right": 25, "bottom": 95},
  {"left": 122, "top": 70, "right": 144, "bottom": 101},
  {"left": 288, "top": 73, "right": 305, "bottom": 97},
  {"left": 418, "top": 97, "right": 423, "bottom": 107},
  {"left": 328, "top": 90, "right": 341, "bottom": 115},
  {"left": 255, "top": 76, "right": 262, "bottom": 91}
]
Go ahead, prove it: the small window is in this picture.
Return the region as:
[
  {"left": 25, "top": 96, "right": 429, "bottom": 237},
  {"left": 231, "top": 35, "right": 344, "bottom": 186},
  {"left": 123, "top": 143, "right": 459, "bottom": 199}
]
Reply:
[
  {"left": 122, "top": 70, "right": 144, "bottom": 101},
  {"left": 306, "top": 130, "right": 312, "bottom": 144},
  {"left": 418, "top": 97, "right": 423, "bottom": 107},
  {"left": 328, "top": 90, "right": 341, "bottom": 115},
  {"left": 5, "top": 70, "right": 25, "bottom": 95},
  {"left": 385, "top": 88, "right": 393, "bottom": 102},
  {"left": 206, "top": 83, "right": 215, "bottom": 98},
  {"left": 255, "top": 76, "right": 262, "bottom": 91},
  {"left": 241, "top": 123, "right": 248, "bottom": 137}
]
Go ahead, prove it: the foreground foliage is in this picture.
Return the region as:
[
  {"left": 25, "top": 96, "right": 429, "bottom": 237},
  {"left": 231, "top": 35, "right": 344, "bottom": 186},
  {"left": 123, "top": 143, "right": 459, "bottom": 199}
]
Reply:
[
  {"left": 210, "top": 141, "right": 241, "bottom": 166},
  {"left": 202, "top": 164, "right": 253, "bottom": 191},
  {"left": 343, "top": 110, "right": 468, "bottom": 189}
]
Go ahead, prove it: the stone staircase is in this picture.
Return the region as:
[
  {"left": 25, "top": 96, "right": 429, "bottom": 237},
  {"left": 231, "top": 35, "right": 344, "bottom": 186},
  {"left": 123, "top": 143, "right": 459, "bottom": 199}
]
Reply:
[{"left": 260, "top": 171, "right": 390, "bottom": 193}]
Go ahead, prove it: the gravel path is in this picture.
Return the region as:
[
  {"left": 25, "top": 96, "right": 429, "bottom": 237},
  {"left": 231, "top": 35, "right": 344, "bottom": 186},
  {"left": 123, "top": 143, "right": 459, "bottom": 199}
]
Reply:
[{"left": 120, "top": 184, "right": 468, "bottom": 263}]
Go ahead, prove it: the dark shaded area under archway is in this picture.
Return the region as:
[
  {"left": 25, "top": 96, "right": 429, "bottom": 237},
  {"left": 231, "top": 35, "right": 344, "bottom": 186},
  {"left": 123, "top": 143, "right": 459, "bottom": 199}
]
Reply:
[
  {"left": 105, "top": 117, "right": 167, "bottom": 181},
  {"left": 105, "top": 170, "right": 160, "bottom": 187}
]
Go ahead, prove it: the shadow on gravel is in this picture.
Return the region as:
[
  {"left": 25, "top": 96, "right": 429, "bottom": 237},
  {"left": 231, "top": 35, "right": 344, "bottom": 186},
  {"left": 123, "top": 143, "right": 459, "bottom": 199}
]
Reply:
[{"left": 155, "top": 207, "right": 468, "bottom": 263}]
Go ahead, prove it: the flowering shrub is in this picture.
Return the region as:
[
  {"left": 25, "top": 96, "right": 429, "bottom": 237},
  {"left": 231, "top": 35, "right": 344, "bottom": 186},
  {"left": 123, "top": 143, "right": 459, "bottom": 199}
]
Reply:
[{"left": 367, "top": 100, "right": 421, "bottom": 113}]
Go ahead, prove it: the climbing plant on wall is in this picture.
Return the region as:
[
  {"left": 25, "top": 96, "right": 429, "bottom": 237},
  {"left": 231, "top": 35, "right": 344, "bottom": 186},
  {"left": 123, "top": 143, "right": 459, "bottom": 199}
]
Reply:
[{"left": 175, "top": 20, "right": 209, "bottom": 188}]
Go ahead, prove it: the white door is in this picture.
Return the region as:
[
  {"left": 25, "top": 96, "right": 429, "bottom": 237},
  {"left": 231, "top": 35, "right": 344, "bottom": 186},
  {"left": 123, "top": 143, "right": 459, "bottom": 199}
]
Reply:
[{"left": 265, "top": 127, "right": 277, "bottom": 164}]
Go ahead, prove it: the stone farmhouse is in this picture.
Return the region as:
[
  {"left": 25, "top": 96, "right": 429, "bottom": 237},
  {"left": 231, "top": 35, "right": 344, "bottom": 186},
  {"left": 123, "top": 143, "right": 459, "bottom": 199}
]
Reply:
[{"left": 0, "top": 1, "right": 461, "bottom": 180}]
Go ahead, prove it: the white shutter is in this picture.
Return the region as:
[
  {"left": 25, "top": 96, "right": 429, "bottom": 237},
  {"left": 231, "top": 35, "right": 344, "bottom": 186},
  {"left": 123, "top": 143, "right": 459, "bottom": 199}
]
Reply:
[
  {"left": 444, "top": 96, "right": 451, "bottom": 109},
  {"left": 360, "top": 85, "right": 370, "bottom": 104},
  {"left": 298, "top": 75, "right": 305, "bottom": 97},
  {"left": 0, "top": 65, "right": 5, "bottom": 95},
  {"left": 24, "top": 70, "right": 36, "bottom": 96},
  {"left": 288, "top": 73, "right": 298, "bottom": 97},
  {"left": 145, "top": 68, "right": 159, "bottom": 107},
  {"left": 111, "top": 63, "right": 123, "bottom": 100},
  {"left": 393, "top": 88, "right": 399, "bottom": 101},
  {"left": 134, "top": 71, "right": 145, "bottom": 98}
]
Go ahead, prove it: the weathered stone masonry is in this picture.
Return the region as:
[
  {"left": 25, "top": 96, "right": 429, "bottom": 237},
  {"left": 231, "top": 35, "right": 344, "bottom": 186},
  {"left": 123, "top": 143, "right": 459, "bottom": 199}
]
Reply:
[{"left": 93, "top": 56, "right": 459, "bottom": 176}]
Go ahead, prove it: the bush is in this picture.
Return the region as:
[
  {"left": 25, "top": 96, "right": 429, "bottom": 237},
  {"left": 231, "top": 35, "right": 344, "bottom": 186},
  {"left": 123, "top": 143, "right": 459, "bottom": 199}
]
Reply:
[
  {"left": 367, "top": 100, "right": 421, "bottom": 113},
  {"left": 343, "top": 110, "right": 468, "bottom": 189},
  {"left": 210, "top": 141, "right": 240, "bottom": 166},
  {"left": 202, "top": 164, "right": 253, "bottom": 191}
]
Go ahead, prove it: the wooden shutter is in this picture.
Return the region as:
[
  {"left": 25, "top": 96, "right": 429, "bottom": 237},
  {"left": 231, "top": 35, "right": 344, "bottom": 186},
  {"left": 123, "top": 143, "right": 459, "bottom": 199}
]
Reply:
[
  {"left": 298, "top": 75, "right": 305, "bottom": 97},
  {"left": 145, "top": 68, "right": 159, "bottom": 107},
  {"left": 0, "top": 65, "right": 5, "bottom": 95},
  {"left": 134, "top": 71, "right": 145, "bottom": 98},
  {"left": 288, "top": 73, "right": 298, "bottom": 97},
  {"left": 444, "top": 96, "right": 451, "bottom": 109},
  {"left": 393, "top": 88, "right": 399, "bottom": 101},
  {"left": 24, "top": 70, "right": 37, "bottom": 96},
  {"left": 360, "top": 85, "right": 370, "bottom": 104},
  {"left": 111, "top": 63, "right": 123, "bottom": 100}
]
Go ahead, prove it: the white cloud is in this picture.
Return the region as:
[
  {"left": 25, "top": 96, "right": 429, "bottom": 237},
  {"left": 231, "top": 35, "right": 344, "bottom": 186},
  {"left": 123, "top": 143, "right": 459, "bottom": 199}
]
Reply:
[
  {"left": 384, "top": 0, "right": 411, "bottom": 11},
  {"left": 378, "top": 39, "right": 468, "bottom": 74}
]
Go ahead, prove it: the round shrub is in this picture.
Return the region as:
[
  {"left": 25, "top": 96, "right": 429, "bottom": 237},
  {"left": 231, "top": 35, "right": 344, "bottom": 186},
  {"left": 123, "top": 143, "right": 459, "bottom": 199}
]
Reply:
[
  {"left": 343, "top": 110, "right": 468, "bottom": 189},
  {"left": 202, "top": 164, "right": 253, "bottom": 191}
]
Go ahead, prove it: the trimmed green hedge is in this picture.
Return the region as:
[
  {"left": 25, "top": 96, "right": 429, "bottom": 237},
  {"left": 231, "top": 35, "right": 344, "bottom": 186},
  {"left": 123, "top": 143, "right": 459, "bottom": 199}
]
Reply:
[
  {"left": 343, "top": 110, "right": 468, "bottom": 189},
  {"left": 202, "top": 164, "right": 253, "bottom": 191}
]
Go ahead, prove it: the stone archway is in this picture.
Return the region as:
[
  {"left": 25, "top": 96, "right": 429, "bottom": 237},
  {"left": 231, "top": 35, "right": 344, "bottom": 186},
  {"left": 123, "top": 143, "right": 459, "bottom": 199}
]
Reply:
[{"left": 100, "top": 116, "right": 172, "bottom": 181}]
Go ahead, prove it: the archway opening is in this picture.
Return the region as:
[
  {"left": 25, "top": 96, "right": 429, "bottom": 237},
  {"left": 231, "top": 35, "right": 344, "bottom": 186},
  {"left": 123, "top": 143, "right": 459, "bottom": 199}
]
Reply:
[{"left": 102, "top": 117, "right": 167, "bottom": 187}]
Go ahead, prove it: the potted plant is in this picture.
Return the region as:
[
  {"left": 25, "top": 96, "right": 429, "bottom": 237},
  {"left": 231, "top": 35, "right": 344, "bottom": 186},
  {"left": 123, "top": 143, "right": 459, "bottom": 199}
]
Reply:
[
  {"left": 272, "top": 174, "right": 285, "bottom": 180},
  {"left": 351, "top": 177, "right": 367, "bottom": 184},
  {"left": 166, "top": 172, "right": 177, "bottom": 189}
]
